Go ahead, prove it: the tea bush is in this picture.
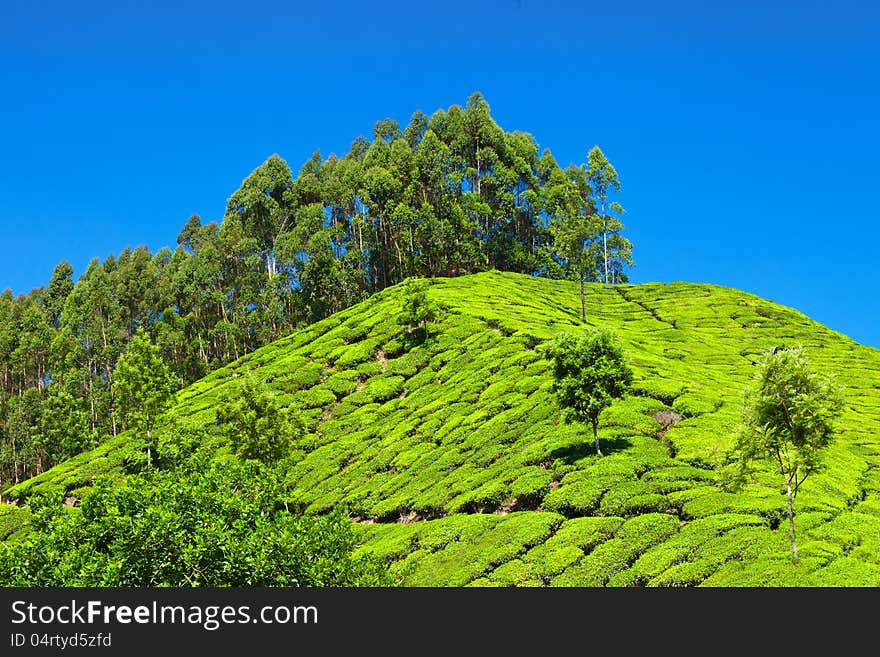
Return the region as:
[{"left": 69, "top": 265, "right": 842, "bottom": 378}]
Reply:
[{"left": 8, "top": 272, "right": 880, "bottom": 587}]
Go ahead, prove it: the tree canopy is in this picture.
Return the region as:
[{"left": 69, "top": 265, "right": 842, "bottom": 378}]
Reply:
[
  {"left": 544, "top": 329, "right": 633, "bottom": 456},
  {"left": 726, "top": 345, "right": 845, "bottom": 560},
  {"left": 215, "top": 376, "right": 304, "bottom": 464},
  {"left": 114, "top": 329, "right": 179, "bottom": 468},
  {"left": 397, "top": 277, "right": 440, "bottom": 343}
]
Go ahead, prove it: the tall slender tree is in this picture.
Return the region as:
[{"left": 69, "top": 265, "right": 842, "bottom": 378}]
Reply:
[
  {"left": 547, "top": 165, "right": 598, "bottom": 322},
  {"left": 224, "top": 154, "right": 295, "bottom": 280},
  {"left": 727, "top": 346, "right": 844, "bottom": 561},
  {"left": 586, "top": 146, "right": 622, "bottom": 284},
  {"left": 44, "top": 261, "right": 74, "bottom": 329}
]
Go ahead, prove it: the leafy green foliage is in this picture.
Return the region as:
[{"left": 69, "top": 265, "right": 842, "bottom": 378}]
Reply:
[
  {"left": 586, "top": 146, "right": 632, "bottom": 285},
  {"left": 215, "top": 377, "right": 304, "bottom": 464},
  {"left": 725, "top": 345, "right": 845, "bottom": 560},
  {"left": 729, "top": 346, "right": 845, "bottom": 484},
  {"left": 38, "top": 383, "right": 96, "bottom": 465},
  {"left": 544, "top": 328, "right": 634, "bottom": 455},
  {"left": 0, "top": 505, "right": 31, "bottom": 542},
  {"left": 114, "top": 329, "right": 179, "bottom": 468},
  {"left": 397, "top": 278, "right": 440, "bottom": 343},
  {"left": 0, "top": 457, "right": 390, "bottom": 586}
]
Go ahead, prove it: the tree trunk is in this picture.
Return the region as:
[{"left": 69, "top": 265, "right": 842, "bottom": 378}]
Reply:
[
  {"left": 602, "top": 200, "right": 609, "bottom": 285},
  {"left": 393, "top": 234, "right": 403, "bottom": 280},
  {"left": 592, "top": 419, "right": 602, "bottom": 456},
  {"left": 106, "top": 362, "right": 117, "bottom": 437},
  {"left": 787, "top": 477, "right": 798, "bottom": 561},
  {"left": 12, "top": 434, "right": 18, "bottom": 484},
  {"left": 88, "top": 373, "right": 96, "bottom": 432},
  {"left": 484, "top": 209, "right": 490, "bottom": 267},
  {"left": 358, "top": 210, "right": 367, "bottom": 292},
  {"left": 198, "top": 334, "right": 209, "bottom": 369},
  {"left": 146, "top": 427, "right": 153, "bottom": 469}
]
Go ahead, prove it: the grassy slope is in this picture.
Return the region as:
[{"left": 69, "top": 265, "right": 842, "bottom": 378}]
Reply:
[{"left": 5, "top": 272, "right": 880, "bottom": 586}]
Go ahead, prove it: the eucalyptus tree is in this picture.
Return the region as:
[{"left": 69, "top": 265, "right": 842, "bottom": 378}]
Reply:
[
  {"left": 502, "top": 130, "right": 543, "bottom": 273},
  {"left": 37, "top": 382, "right": 94, "bottom": 467},
  {"left": 362, "top": 144, "right": 403, "bottom": 289},
  {"left": 44, "top": 261, "right": 74, "bottom": 329},
  {"left": 547, "top": 165, "right": 599, "bottom": 322},
  {"left": 605, "top": 228, "right": 634, "bottom": 284},
  {"left": 224, "top": 154, "right": 295, "bottom": 281},
  {"left": 60, "top": 257, "right": 126, "bottom": 436},
  {"left": 373, "top": 117, "right": 403, "bottom": 143},
  {"left": 463, "top": 92, "right": 505, "bottom": 266},
  {"left": 404, "top": 109, "right": 429, "bottom": 148},
  {"left": 586, "top": 146, "right": 624, "bottom": 284},
  {"left": 0, "top": 387, "right": 42, "bottom": 484}
]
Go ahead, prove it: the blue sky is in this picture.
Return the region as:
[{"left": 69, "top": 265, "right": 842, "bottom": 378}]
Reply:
[{"left": 1, "top": 1, "right": 878, "bottom": 347}]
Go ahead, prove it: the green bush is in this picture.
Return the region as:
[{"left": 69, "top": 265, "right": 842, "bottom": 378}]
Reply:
[
  {"left": 509, "top": 469, "right": 554, "bottom": 504},
  {"left": 295, "top": 387, "right": 338, "bottom": 409},
  {"left": 618, "top": 494, "right": 670, "bottom": 515},
  {"left": 0, "top": 506, "right": 32, "bottom": 542},
  {"left": 542, "top": 479, "right": 608, "bottom": 516},
  {"left": 448, "top": 480, "right": 510, "bottom": 513},
  {"left": 322, "top": 370, "right": 360, "bottom": 396},
  {"left": 642, "top": 465, "right": 716, "bottom": 482},
  {"left": 0, "top": 461, "right": 391, "bottom": 586},
  {"left": 285, "top": 363, "right": 324, "bottom": 389},
  {"left": 810, "top": 557, "right": 880, "bottom": 586},
  {"left": 672, "top": 393, "right": 717, "bottom": 417},
  {"left": 333, "top": 339, "right": 380, "bottom": 368},
  {"left": 553, "top": 513, "right": 679, "bottom": 586},
  {"left": 356, "top": 361, "right": 384, "bottom": 378},
  {"left": 488, "top": 559, "right": 542, "bottom": 586},
  {"left": 647, "top": 556, "right": 723, "bottom": 587},
  {"left": 598, "top": 481, "right": 654, "bottom": 515},
  {"left": 555, "top": 517, "right": 622, "bottom": 549},
  {"left": 522, "top": 544, "right": 584, "bottom": 581},
  {"left": 680, "top": 491, "right": 785, "bottom": 523}
]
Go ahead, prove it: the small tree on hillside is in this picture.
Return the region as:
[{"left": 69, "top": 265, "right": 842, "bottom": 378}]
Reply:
[
  {"left": 544, "top": 329, "right": 633, "bottom": 456},
  {"left": 726, "top": 345, "right": 844, "bottom": 561},
  {"left": 115, "top": 329, "right": 179, "bottom": 468},
  {"left": 397, "top": 277, "right": 439, "bottom": 343},
  {"left": 216, "top": 376, "right": 304, "bottom": 464}
]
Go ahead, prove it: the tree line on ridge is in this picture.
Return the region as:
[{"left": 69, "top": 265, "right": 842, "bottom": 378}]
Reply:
[{"left": 0, "top": 92, "right": 632, "bottom": 489}]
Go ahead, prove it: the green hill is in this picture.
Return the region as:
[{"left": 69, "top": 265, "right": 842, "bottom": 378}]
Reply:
[{"left": 4, "top": 271, "right": 880, "bottom": 586}]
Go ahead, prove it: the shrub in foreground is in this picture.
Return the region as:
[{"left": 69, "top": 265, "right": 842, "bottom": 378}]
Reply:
[{"left": 0, "top": 456, "right": 390, "bottom": 587}]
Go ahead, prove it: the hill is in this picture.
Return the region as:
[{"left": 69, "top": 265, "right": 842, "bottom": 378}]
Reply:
[{"left": 4, "top": 271, "right": 880, "bottom": 586}]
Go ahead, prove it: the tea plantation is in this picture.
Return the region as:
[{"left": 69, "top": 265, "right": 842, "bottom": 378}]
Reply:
[{"left": 5, "top": 272, "right": 880, "bottom": 586}]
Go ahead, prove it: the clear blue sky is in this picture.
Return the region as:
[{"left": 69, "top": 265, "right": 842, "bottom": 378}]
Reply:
[{"left": 1, "top": 1, "right": 878, "bottom": 346}]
